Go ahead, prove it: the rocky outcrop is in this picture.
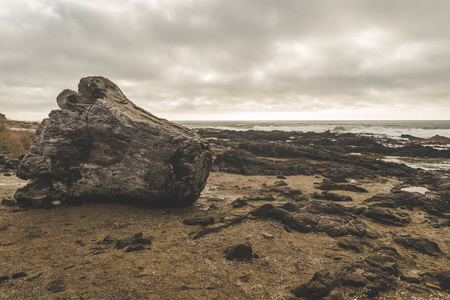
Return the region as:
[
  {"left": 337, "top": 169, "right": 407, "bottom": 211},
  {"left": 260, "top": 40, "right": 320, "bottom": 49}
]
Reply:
[{"left": 15, "top": 76, "right": 212, "bottom": 207}]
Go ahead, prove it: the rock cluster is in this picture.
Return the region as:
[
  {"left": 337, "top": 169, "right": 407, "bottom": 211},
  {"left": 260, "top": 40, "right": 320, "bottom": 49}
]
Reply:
[{"left": 15, "top": 76, "right": 212, "bottom": 207}]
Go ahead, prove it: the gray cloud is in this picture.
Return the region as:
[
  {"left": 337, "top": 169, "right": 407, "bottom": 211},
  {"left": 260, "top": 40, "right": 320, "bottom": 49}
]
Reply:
[{"left": 1, "top": 0, "right": 449, "bottom": 120}]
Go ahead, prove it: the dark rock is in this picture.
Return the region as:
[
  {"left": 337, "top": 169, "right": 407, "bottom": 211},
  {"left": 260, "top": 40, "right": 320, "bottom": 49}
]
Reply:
[
  {"left": 274, "top": 180, "right": 288, "bottom": 186},
  {"left": 339, "top": 272, "right": 368, "bottom": 287},
  {"left": 436, "top": 270, "right": 450, "bottom": 290},
  {"left": 102, "top": 235, "right": 118, "bottom": 244},
  {"left": 250, "top": 204, "right": 275, "bottom": 218},
  {"left": 1, "top": 199, "right": 17, "bottom": 206},
  {"left": 364, "top": 207, "right": 411, "bottom": 226},
  {"left": 246, "top": 195, "right": 276, "bottom": 202},
  {"left": 133, "top": 237, "right": 152, "bottom": 245},
  {"left": 394, "top": 237, "right": 443, "bottom": 256},
  {"left": 327, "top": 291, "right": 344, "bottom": 300},
  {"left": 323, "top": 219, "right": 368, "bottom": 238},
  {"left": 12, "top": 272, "right": 27, "bottom": 279},
  {"left": 365, "top": 191, "right": 450, "bottom": 215},
  {"left": 224, "top": 243, "right": 253, "bottom": 260},
  {"left": 276, "top": 175, "right": 287, "bottom": 179},
  {"left": 337, "top": 237, "right": 364, "bottom": 253},
  {"left": 116, "top": 238, "right": 133, "bottom": 249},
  {"left": 304, "top": 201, "right": 348, "bottom": 216},
  {"left": 15, "top": 76, "right": 212, "bottom": 207},
  {"left": 365, "top": 283, "right": 382, "bottom": 298},
  {"left": 291, "top": 271, "right": 335, "bottom": 300},
  {"left": 282, "top": 213, "right": 319, "bottom": 233},
  {"left": 182, "top": 218, "right": 199, "bottom": 225},
  {"left": 268, "top": 207, "right": 291, "bottom": 220},
  {"left": 279, "top": 202, "right": 301, "bottom": 212},
  {"left": 0, "top": 276, "right": 9, "bottom": 282},
  {"left": 5, "top": 159, "right": 20, "bottom": 170},
  {"left": 26, "top": 272, "right": 43, "bottom": 282},
  {"left": 126, "top": 245, "right": 145, "bottom": 252},
  {"left": 312, "top": 192, "right": 353, "bottom": 202},
  {"left": 231, "top": 199, "right": 248, "bottom": 208},
  {"left": 280, "top": 188, "right": 306, "bottom": 202},
  {"left": 133, "top": 232, "right": 143, "bottom": 239}
]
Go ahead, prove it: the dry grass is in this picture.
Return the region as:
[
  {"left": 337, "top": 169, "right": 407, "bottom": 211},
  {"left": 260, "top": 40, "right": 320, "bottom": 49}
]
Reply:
[{"left": 0, "top": 121, "right": 35, "bottom": 157}]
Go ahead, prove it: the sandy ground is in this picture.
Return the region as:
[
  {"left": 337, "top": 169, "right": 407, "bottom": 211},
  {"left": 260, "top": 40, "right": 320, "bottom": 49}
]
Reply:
[{"left": 0, "top": 172, "right": 449, "bottom": 299}]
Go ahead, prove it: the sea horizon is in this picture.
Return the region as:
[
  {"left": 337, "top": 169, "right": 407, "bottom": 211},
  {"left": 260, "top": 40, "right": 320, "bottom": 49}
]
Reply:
[{"left": 177, "top": 119, "right": 450, "bottom": 139}]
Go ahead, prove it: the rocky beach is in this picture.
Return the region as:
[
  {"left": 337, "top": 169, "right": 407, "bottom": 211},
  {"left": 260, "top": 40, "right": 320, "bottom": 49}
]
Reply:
[
  {"left": 1, "top": 124, "right": 449, "bottom": 299},
  {"left": 0, "top": 77, "right": 449, "bottom": 299}
]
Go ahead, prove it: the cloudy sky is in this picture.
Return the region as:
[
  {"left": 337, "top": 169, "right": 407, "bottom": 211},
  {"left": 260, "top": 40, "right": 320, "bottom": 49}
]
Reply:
[{"left": 1, "top": 0, "right": 450, "bottom": 121}]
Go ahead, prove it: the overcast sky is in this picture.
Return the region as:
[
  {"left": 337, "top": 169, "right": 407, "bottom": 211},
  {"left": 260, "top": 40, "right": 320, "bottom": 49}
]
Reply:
[{"left": 1, "top": 0, "right": 450, "bottom": 121}]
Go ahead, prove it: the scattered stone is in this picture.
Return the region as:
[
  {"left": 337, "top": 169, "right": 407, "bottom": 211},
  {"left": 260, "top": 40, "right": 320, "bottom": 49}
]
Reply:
[
  {"left": 133, "top": 237, "right": 152, "bottom": 245},
  {"left": 224, "top": 243, "right": 253, "bottom": 260},
  {"left": 364, "top": 207, "right": 411, "bottom": 226},
  {"left": 0, "top": 276, "right": 9, "bottom": 282},
  {"left": 276, "top": 175, "right": 286, "bottom": 179},
  {"left": 116, "top": 238, "right": 133, "bottom": 249},
  {"left": 1, "top": 199, "right": 17, "bottom": 206},
  {"left": 126, "top": 245, "right": 145, "bottom": 252},
  {"left": 337, "top": 237, "right": 364, "bottom": 253},
  {"left": 291, "top": 271, "right": 335, "bottom": 300},
  {"left": 339, "top": 272, "right": 368, "bottom": 287},
  {"left": 328, "top": 291, "right": 344, "bottom": 300},
  {"left": 26, "top": 272, "right": 43, "bottom": 282},
  {"left": 15, "top": 76, "right": 212, "bottom": 207},
  {"left": 12, "top": 272, "right": 27, "bottom": 279},
  {"left": 436, "top": 271, "right": 450, "bottom": 290},
  {"left": 47, "top": 279, "right": 65, "bottom": 293},
  {"left": 102, "top": 235, "right": 118, "bottom": 244},
  {"left": 113, "top": 233, "right": 153, "bottom": 250},
  {"left": 268, "top": 207, "right": 291, "bottom": 220},
  {"left": 282, "top": 213, "right": 319, "bottom": 233},
  {"left": 133, "top": 232, "right": 143, "bottom": 239},
  {"left": 278, "top": 202, "right": 300, "bottom": 212},
  {"left": 274, "top": 180, "right": 288, "bottom": 186},
  {"left": 279, "top": 188, "right": 306, "bottom": 201},
  {"left": 5, "top": 160, "right": 20, "bottom": 170},
  {"left": 250, "top": 204, "right": 275, "bottom": 218},
  {"left": 231, "top": 199, "right": 248, "bottom": 208},
  {"left": 312, "top": 192, "right": 353, "bottom": 202},
  {"left": 394, "top": 237, "right": 443, "bottom": 256}
]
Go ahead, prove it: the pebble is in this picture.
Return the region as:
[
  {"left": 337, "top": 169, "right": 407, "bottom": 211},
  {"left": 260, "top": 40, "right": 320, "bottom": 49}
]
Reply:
[{"left": 224, "top": 243, "right": 253, "bottom": 260}]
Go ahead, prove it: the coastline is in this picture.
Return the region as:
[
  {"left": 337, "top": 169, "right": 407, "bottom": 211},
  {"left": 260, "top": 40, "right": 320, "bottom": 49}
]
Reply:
[{"left": 0, "top": 129, "right": 449, "bottom": 299}]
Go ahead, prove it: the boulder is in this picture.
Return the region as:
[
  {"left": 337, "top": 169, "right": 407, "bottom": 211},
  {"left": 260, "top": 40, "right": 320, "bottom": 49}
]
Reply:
[{"left": 15, "top": 76, "right": 212, "bottom": 207}]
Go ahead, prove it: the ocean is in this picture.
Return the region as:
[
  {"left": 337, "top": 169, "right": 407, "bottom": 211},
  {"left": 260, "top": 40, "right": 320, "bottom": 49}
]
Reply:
[{"left": 177, "top": 120, "right": 450, "bottom": 139}]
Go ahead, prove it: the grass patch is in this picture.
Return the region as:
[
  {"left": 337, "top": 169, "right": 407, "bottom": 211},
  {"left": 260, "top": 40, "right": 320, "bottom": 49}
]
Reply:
[{"left": 0, "top": 121, "right": 35, "bottom": 157}]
